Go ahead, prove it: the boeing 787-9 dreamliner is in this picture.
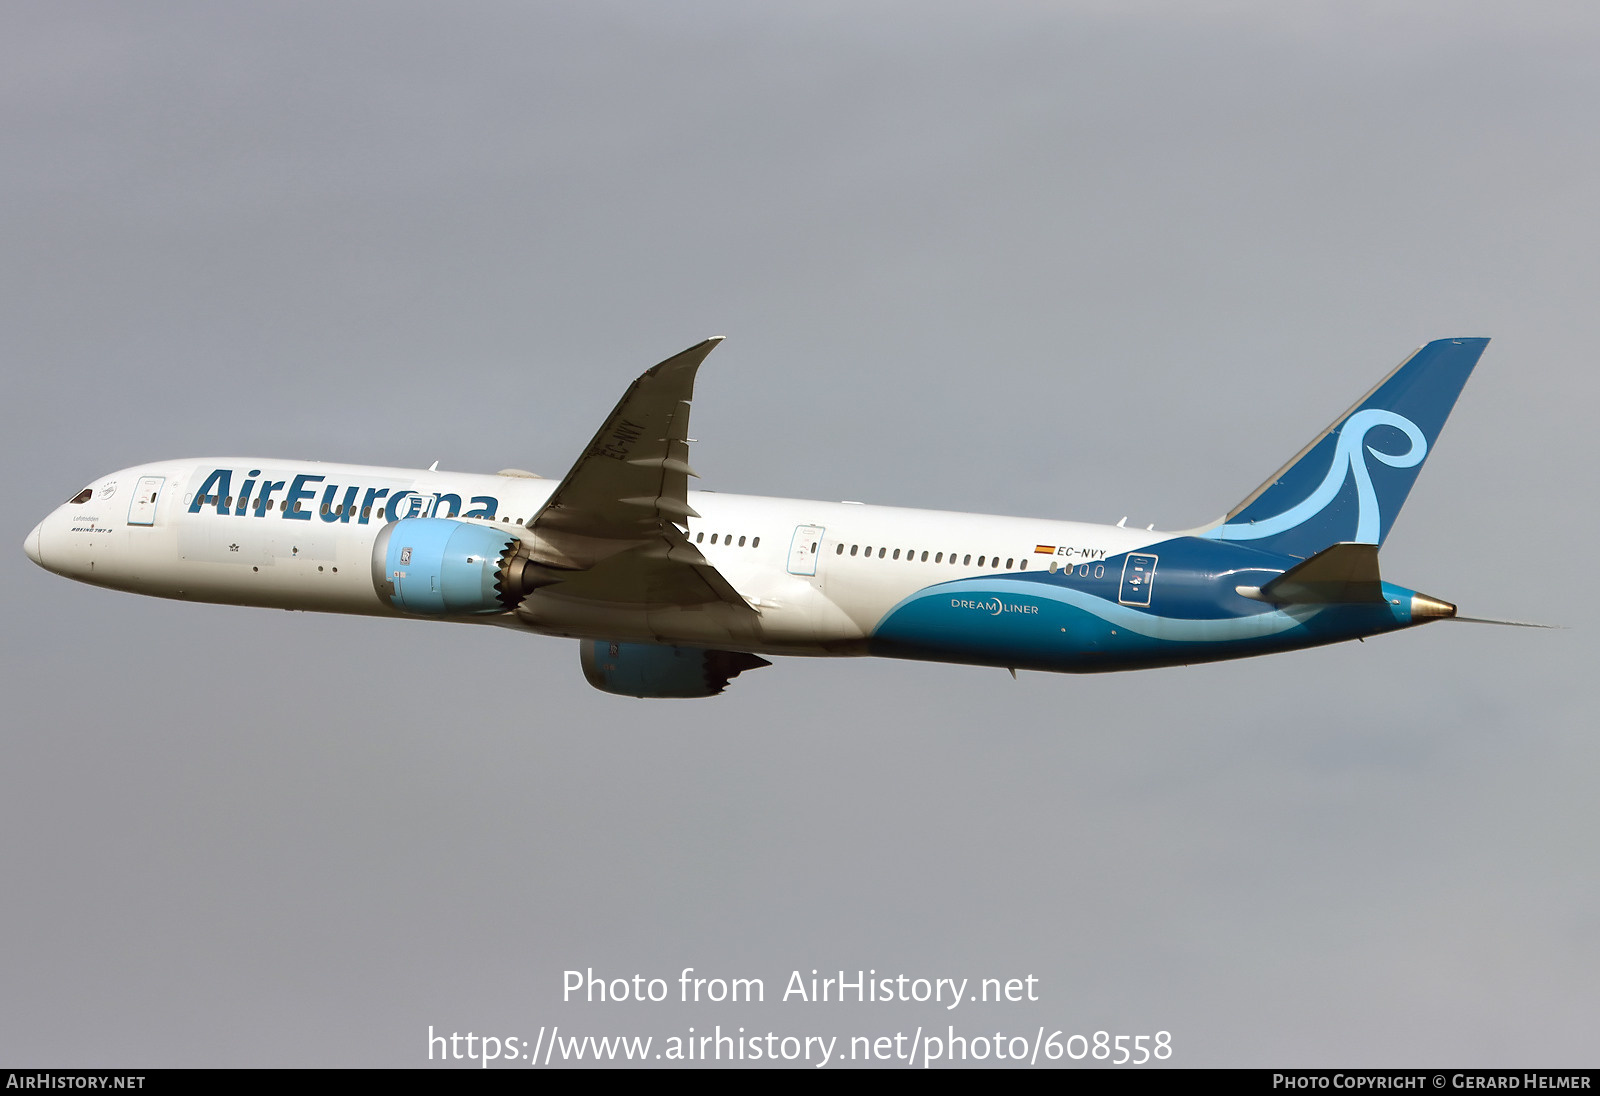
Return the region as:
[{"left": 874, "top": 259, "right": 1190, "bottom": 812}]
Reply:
[{"left": 26, "top": 337, "right": 1502, "bottom": 697}]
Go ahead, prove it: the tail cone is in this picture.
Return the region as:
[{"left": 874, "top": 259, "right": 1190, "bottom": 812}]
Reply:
[{"left": 1410, "top": 593, "right": 1457, "bottom": 620}]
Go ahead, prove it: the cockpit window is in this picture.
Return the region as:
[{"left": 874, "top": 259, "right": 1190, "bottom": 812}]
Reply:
[{"left": 69, "top": 488, "right": 93, "bottom": 504}]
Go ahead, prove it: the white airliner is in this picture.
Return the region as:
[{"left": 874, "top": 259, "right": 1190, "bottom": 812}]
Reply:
[{"left": 26, "top": 337, "right": 1495, "bottom": 696}]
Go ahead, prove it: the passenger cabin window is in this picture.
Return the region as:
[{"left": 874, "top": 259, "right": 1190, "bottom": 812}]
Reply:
[{"left": 752, "top": 537, "right": 760, "bottom": 547}]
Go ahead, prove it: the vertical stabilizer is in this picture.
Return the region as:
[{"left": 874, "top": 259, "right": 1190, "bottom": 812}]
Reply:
[{"left": 1202, "top": 337, "right": 1487, "bottom": 558}]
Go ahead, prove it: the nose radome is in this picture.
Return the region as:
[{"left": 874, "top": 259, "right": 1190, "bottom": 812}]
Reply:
[{"left": 24, "top": 521, "right": 43, "bottom": 567}]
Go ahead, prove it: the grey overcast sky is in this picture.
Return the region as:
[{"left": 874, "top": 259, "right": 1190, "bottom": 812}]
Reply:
[{"left": 3, "top": 1, "right": 1595, "bottom": 1068}]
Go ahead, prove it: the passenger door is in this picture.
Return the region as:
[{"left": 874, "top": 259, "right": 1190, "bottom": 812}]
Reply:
[
  {"left": 127, "top": 476, "right": 164, "bottom": 526},
  {"left": 787, "top": 524, "right": 825, "bottom": 577}
]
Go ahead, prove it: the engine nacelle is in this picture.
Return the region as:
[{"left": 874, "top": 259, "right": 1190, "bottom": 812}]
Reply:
[
  {"left": 372, "top": 518, "right": 526, "bottom": 615},
  {"left": 579, "top": 640, "right": 771, "bottom": 698}
]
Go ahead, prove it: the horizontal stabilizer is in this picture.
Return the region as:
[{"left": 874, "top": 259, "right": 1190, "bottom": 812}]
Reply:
[{"left": 1260, "top": 542, "right": 1384, "bottom": 604}]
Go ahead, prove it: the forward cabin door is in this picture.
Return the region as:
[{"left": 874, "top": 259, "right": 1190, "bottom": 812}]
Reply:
[{"left": 127, "top": 476, "right": 164, "bottom": 526}]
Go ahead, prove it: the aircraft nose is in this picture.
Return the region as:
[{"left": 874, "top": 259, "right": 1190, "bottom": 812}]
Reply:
[{"left": 24, "top": 520, "right": 44, "bottom": 567}]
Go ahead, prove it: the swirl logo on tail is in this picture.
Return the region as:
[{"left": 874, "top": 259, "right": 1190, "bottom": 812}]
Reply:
[{"left": 1208, "top": 409, "right": 1427, "bottom": 543}]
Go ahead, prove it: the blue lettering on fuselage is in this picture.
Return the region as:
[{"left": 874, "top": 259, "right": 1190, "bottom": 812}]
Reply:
[{"left": 186, "top": 468, "right": 499, "bottom": 524}]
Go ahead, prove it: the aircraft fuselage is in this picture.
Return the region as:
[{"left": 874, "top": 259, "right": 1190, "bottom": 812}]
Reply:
[
  {"left": 24, "top": 336, "right": 1488, "bottom": 695},
  {"left": 26, "top": 457, "right": 1443, "bottom": 676}
]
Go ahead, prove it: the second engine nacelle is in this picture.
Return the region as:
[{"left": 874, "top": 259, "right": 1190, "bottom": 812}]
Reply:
[{"left": 579, "top": 640, "right": 772, "bottom": 698}]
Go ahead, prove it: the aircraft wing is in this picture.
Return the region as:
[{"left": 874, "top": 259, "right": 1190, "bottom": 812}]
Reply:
[{"left": 515, "top": 338, "right": 754, "bottom": 611}]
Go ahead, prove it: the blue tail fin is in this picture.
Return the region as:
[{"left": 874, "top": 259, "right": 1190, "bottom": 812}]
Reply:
[{"left": 1202, "top": 337, "right": 1488, "bottom": 558}]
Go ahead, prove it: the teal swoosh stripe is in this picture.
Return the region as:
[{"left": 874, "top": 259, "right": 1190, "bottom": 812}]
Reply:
[{"left": 877, "top": 577, "right": 1321, "bottom": 643}]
